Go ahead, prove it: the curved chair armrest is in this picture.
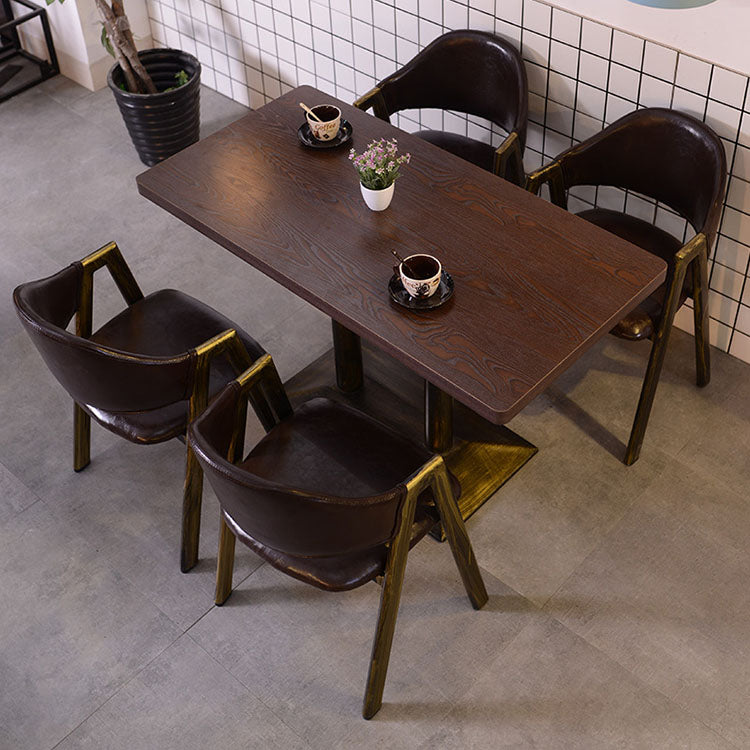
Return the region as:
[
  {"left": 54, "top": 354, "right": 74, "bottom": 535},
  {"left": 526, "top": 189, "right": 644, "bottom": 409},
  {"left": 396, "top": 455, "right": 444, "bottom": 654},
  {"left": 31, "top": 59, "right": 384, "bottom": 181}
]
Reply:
[
  {"left": 525, "top": 161, "right": 567, "bottom": 209},
  {"left": 76, "top": 241, "right": 144, "bottom": 339},
  {"left": 234, "top": 351, "right": 293, "bottom": 429},
  {"left": 229, "top": 353, "right": 294, "bottom": 464},
  {"left": 353, "top": 85, "right": 390, "bottom": 122},
  {"left": 493, "top": 131, "right": 525, "bottom": 186},
  {"left": 657, "top": 232, "right": 708, "bottom": 339},
  {"left": 188, "top": 331, "right": 291, "bottom": 434},
  {"left": 181, "top": 338, "right": 291, "bottom": 573},
  {"left": 675, "top": 232, "right": 708, "bottom": 265}
]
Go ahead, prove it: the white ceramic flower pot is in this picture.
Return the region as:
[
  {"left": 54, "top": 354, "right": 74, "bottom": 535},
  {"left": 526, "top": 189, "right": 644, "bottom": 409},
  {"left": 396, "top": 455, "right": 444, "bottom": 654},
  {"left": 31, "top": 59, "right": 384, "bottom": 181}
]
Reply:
[{"left": 360, "top": 182, "right": 395, "bottom": 211}]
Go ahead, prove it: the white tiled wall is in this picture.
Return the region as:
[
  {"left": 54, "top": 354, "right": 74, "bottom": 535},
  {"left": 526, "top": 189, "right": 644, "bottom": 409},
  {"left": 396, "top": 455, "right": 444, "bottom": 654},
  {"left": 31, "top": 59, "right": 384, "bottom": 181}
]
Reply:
[{"left": 146, "top": 0, "right": 750, "bottom": 364}]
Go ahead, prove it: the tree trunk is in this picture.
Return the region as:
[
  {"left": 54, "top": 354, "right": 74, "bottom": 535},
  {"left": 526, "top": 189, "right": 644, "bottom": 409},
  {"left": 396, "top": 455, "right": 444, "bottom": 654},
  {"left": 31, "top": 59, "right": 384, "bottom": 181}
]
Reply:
[
  {"left": 94, "top": 0, "right": 157, "bottom": 94},
  {"left": 111, "top": 0, "right": 157, "bottom": 93}
]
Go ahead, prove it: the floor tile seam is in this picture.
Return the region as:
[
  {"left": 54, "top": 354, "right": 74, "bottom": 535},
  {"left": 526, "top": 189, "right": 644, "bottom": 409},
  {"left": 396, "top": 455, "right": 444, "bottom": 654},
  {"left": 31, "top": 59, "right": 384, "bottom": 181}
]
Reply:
[
  {"left": 54, "top": 89, "right": 131, "bottom": 148},
  {"left": 435, "top": 571, "right": 547, "bottom": 706},
  {"left": 47, "top": 631, "right": 186, "bottom": 750},
  {"left": 182, "top": 628, "right": 315, "bottom": 748},
  {"left": 181, "top": 580, "right": 381, "bottom": 736},
  {"left": 532, "top": 448, "right": 669, "bottom": 613},
  {"left": 0, "top": 453, "right": 44, "bottom": 503},
  {"left": 672, "top": 437, "right": 750, "bottom": 509},
  {"left": 29, "top": 447, "right": 210, "bottom": 636},
  {"left": 172, "top": 559, "right": 270, "bottom": 636},
  {"left": 543, "top": 611, "right": 742, "bottom": 749},
  {"left": 430, "top": 613, "right": 544, "bottom": 712},
  {"left": 261, "top": 297, "right": 326, "bottom": 343},
  {"left": 661, "top": 450, "right": 750, "bottom": 560},
  {"left": 2, "top": 497, "right": 44, "bottom": 528}
]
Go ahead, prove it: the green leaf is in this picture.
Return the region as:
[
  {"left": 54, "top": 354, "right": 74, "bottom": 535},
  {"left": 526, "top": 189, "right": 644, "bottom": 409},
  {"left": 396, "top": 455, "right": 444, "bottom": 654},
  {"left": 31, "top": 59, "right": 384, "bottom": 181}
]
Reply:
[
  {"left": 164, "top": 70, "right": 190, "bottom": 92},
  {"left": 100, "top": 24, "right": 115, "bottom": 58}
]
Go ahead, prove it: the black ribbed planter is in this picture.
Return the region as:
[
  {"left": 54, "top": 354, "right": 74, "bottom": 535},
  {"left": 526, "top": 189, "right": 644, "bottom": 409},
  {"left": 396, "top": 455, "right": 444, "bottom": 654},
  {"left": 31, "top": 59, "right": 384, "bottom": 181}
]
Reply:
[{"left": 108, "top": 48, "right": 201, "bottom": 167}]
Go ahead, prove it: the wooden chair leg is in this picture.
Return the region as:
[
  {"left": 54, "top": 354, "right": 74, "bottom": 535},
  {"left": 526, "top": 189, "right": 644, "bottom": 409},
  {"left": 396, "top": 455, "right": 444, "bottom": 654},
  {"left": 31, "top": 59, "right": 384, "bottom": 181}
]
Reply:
[
  {"left": 362, "top": 490, "right": 418, "bottom": 720},
  {"left": 215, "top": 515, "right": 236, "bottom": 605},
  {"left": 73, "top": 402, "right": 91, "bottom": 472},
  {"left": 181, "top": 446, "right": 204, "bottom": 573},
  {"left": 624, "top": 327, "right": 673, "bottom": 466},
  {"left": 432, "top": 464, "right": 488, "bottom": 610},
  {"left": 624, "top": 259, "right": 690, "bottom": 466},
  {"left": 692, "top": 250, "right": 711, "bottom": 387}
]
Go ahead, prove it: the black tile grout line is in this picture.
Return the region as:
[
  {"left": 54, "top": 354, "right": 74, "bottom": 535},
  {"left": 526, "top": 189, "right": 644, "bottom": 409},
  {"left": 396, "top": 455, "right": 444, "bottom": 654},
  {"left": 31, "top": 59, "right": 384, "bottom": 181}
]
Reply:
[
  {"left": 563, "top": 7, "right": 582, "bottom": 149},
  {"left": 725, "top": 76, "right": 750, "bottom": 351},
  {"left": 622, "top": 37, "right": 648, "bottom": 223},
  {"left": 524, "top": 0, "right": 551, "bottom": 165},
  {"left": 326, "top": 1, "right": 337, "bottom": 95},
  {"left": 706, "top": 65, "right": 738, "bottom": 280},
  {"left": 592, "top": 22, "right": 615, "bottom": 211}
]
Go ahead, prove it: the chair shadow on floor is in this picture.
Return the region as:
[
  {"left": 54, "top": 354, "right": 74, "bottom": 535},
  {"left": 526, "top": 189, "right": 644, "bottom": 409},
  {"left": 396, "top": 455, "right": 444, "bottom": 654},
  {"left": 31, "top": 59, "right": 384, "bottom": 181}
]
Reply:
[
  {"left": 519, "top": 331, "right": 704, "bottom": 461},
  {"left": 546, "top": 387, "right": 627, "bottom": 460}
]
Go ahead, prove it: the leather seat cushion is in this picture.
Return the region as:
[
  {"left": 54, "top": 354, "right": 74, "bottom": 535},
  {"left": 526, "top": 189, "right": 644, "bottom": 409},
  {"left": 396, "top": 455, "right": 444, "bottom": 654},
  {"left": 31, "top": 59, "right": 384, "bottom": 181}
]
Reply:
[
  {"left": 232, "top": 398, "right": 457, "bottom": 590},
  {"left": 576, "top": 208, "right": 688, "bottom": 340},
  {"left": 85, "top": 289, "right": 265, "bottom": 443},
  {"left": 225, "top": 507, "right": 436, "bottom": 592},
  {"left": 416, "top": 130, "right": 496, "bottom": 173}
]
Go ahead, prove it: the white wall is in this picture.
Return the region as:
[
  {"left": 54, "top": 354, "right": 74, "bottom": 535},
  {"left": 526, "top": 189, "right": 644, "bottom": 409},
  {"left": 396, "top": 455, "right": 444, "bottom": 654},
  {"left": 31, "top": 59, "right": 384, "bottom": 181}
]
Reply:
[{"left": 550, "top": 0, "right": 748, "bottom": 75}]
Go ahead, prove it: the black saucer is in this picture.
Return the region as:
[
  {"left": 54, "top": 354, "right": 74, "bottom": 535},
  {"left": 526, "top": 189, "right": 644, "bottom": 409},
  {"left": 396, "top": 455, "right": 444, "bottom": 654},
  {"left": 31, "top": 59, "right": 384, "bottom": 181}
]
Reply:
[
  {"left": 388, "top": 271, "right": 454, "bottom": 311},
  {"left": 297, "top": 119, "right": 353, "bottom": 149}
]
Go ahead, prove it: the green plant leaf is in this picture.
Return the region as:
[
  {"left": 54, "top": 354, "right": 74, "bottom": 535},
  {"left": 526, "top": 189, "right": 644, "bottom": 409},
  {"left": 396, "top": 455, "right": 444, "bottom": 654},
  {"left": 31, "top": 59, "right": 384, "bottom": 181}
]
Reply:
[
  {"left": 100, "top": 24, "right": 115, "bottom": 58},
  {"left": 164, "top": 70, "right": 190, "bottom": 91}
]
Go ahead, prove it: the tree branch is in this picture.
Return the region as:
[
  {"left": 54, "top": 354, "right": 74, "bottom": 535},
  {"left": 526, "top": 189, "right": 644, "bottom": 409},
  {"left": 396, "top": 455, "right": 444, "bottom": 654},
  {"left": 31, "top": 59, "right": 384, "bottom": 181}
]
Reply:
[
  {"left": 111, "top": 0, "right": 157, "bottom": 93},
  {"left": 94, "top": 0, "right": 156, "bottom": 94}
]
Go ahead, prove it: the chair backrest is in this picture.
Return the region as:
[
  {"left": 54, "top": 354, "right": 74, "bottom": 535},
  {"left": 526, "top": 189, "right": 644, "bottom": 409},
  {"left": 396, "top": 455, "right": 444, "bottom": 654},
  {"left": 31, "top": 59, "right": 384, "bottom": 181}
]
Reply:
[
  {"left": 189, "top": 383, "right": 408, "bottom": 559},
  {"left": 556, "top": 108, "right": 727, "bottom": 242},
  {"left": 14, "top": 262, "right": 193, "bottom": 412},
  {"left": 378, "top": 29, "right": 528, "bottom": 146}
]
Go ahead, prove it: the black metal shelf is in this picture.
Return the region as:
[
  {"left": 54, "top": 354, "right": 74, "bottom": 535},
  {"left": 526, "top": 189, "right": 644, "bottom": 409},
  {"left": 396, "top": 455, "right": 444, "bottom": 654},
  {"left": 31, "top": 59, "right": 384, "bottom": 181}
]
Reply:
[{"left": 0, "top": 0, "right": 59, "bottom": 102}]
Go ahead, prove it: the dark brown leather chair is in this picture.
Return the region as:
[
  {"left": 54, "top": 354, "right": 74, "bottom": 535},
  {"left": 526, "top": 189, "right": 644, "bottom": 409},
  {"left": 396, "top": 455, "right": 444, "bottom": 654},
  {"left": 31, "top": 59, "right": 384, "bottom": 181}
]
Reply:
[
  {"left": 188, "top": 358, "right": 488, "bottom": 719},
  {"left": 13, "top": 241, "right": 290, "bottom": 572},
  {"left": 526, "top": 108, "right": 727, "bottom": 465},
  {"left": 354, "top": 29, "right": 528, "bottom": 185}
]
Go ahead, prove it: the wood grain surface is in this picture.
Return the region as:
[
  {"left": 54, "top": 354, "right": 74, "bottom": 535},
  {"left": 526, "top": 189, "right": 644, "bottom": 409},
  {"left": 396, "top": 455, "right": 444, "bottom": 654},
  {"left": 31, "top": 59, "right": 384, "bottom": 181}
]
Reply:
[{"left": 136, "top": 85, "right": 666, "bottom": 425}]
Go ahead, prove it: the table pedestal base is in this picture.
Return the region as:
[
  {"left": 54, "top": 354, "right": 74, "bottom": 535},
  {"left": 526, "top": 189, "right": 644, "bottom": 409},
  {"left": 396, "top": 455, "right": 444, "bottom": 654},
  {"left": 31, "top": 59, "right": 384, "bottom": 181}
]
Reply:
[{"left": 283, "top": 342, "right": 537, "bottom": 536}]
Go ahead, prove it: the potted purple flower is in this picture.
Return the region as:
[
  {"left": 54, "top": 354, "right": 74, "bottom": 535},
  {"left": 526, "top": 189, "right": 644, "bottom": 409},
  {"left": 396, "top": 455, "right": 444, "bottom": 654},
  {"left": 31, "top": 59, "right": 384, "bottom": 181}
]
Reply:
[{"left": 349, "top": 138, "right": 411, "bottom": 211}]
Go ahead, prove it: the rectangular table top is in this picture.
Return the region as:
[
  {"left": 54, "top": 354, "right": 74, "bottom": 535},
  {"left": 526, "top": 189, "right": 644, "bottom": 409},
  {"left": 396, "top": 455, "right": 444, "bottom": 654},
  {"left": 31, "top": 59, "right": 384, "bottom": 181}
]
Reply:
[{"left": 136, "top": 85, "right": 666, "bottom": 425}]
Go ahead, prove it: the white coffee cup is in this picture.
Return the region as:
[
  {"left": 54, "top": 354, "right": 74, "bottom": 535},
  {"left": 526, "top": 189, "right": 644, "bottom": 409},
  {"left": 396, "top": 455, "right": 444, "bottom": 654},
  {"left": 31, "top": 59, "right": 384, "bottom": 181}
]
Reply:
[
  {"left": 399, "top": 254, "right": 442, "bottom": 298},
  {"left": 306, "top": 104, "right": 342, "bottom": 141}
]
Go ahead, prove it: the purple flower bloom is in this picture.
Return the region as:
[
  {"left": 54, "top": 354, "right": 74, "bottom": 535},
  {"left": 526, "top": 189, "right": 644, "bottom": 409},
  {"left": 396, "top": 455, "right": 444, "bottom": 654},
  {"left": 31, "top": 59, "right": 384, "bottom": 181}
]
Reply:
[{"left": 350, "top": 135, "right": 411, "bottom": 188}]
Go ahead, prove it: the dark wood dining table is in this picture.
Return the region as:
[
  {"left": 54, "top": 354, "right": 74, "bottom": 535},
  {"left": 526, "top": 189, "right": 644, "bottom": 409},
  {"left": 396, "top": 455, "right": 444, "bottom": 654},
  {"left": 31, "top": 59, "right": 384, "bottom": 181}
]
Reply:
[{"left": 136, "top": 84, "right": 666, "bottom": 529}]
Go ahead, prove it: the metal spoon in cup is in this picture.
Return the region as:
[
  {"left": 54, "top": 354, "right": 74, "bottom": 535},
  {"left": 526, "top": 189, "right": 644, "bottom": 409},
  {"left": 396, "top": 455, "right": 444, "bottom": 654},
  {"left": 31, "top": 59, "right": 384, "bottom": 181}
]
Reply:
[
  {"left": 391, "top": 249, "right": 418, "bottom": 278},
  {"left": 299, "top": 102, "right": 323, "bottom": 122}
]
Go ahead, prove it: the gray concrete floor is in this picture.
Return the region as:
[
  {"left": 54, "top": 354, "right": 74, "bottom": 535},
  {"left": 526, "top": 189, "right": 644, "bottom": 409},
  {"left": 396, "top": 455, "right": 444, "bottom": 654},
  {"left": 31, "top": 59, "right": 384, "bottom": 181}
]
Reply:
[{"left": 1, "top": 75, "right": 749, "bottom": 749}]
